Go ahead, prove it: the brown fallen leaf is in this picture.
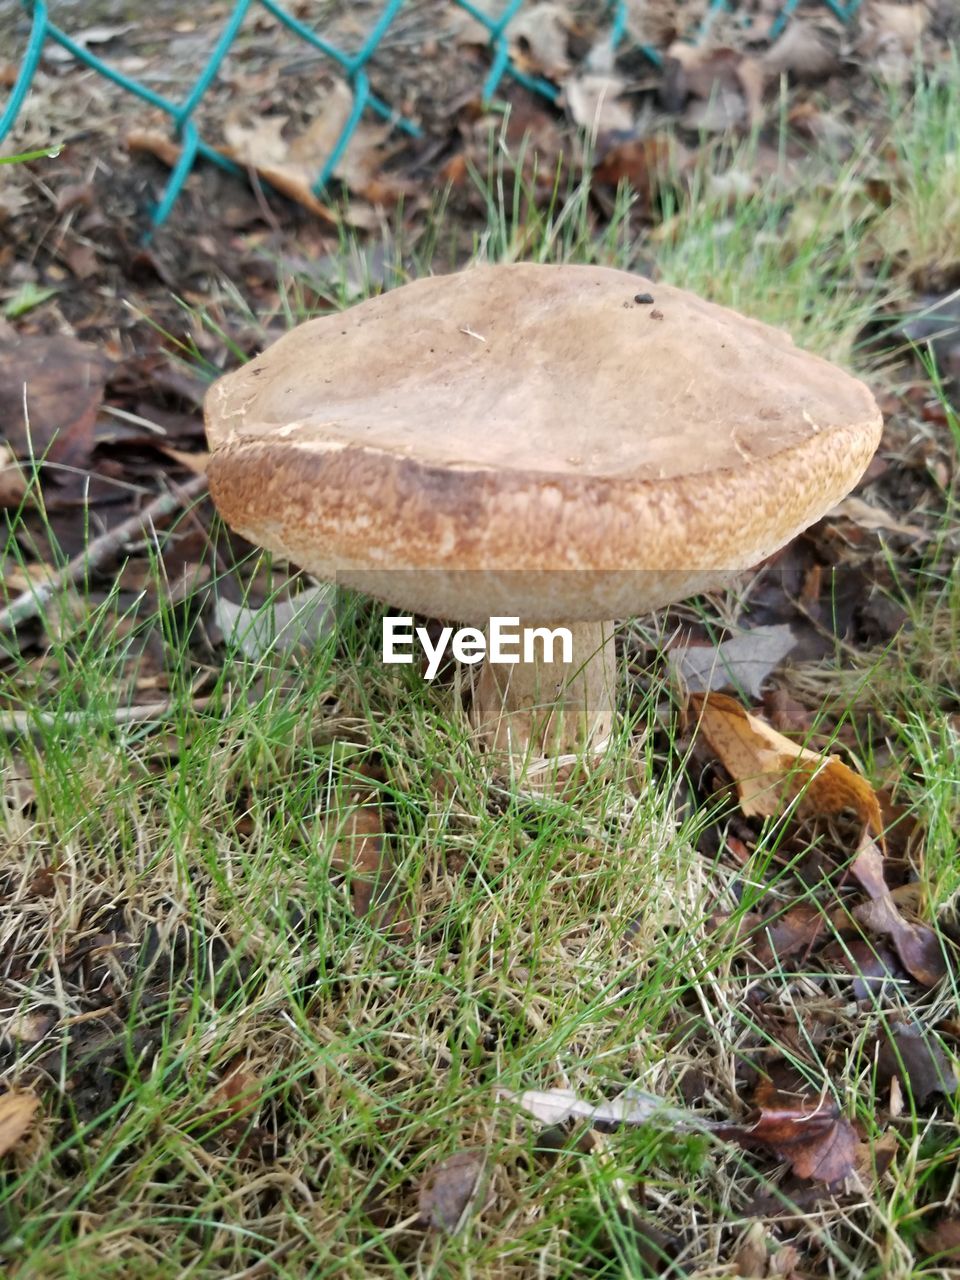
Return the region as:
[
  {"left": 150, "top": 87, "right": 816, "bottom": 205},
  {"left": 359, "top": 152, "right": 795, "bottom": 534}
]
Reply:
[
  {"left": 591, "top": 133, "right": 683, "bottom": 209},
  {"left": 418, "top": 1149, "right": 486, "bottom": 1232},
  {"left": 208, "top": 1055, "right": 262, "bottom": 1120},
  {"left": 622, "top": 0, "right": 679, "bottom": 47},
  {"left": 753, "top": 902, "right": 825, "bottom": 967},
  {"left": 828, "top": 495, "right": 927, "bottom": 541},
  {"left": 62, "top": 241, "right": 100, "bottom": 281},
  {"left": 508, "top": 1, "right": 572, "bottom": 81},
  {"left": 761, "top": 19, "right": 841, "bottom": 82},
  {"left": 128, "top": 130, "right": 336, "bottom": 224},
  {"left": 860, "top": 0, "right": 930, "bottom": 54},
  {"left": 874, "top": 1020, "right": 958, "bottom": 1103},
  {"left": 733, "top": 1222, "right": 769, "bottom": 1278},
  {"left": 734, "top": 1222, "right": 802, "bottom": 1278},
  {"left": 821, "top": 935, "right": 905, "bottom": 1002},
  {"left": 323, "top": 799, "right": 403, "bottom": 927},
  {"left": 849, "top": 834, "right": 947, "bottom": 987},
  {"left": 919, "top": 1217, "right": 960, "bottom": 1264},
  {"left": 855, "top": 1129, "right": 898, "bottom": 1185},
  {"left": 0, "top": 335, "right": 110, "bottom": 469},
  {"left": 564, "top": 74, "right": 634, "bottom": 134},
  {"left": 156, "top": 445, "right": 209, "bottom": 475},
  {"left": 0, "top": 1090, "right": 40, "bottom": 1157},
  {"left": 717, "top": 1082, "right": 859, "bottom": 1185},
  {"left": 224, "top": 79, "right": 410, "bottom": 210},
  {"left": 661, "top": 44, "right": 766, "bottom": 131},
  {"left": 688, "top": 692, "right": 883, "bottom": 833},
  {"left": 0, "top": 442, "right": 29, "bottom": 508},
  {"left": 762, "top": 687, "right": 812, "bottom": 735},
  {"left": 888, "top": 1074, "right": 904, "bottom": 1119},
  {"left": 1, "top": 1008, "right": 55, "bottom": 1045},
  {"left": 857, "top": 0, "right": 930, "bottom": 84}
]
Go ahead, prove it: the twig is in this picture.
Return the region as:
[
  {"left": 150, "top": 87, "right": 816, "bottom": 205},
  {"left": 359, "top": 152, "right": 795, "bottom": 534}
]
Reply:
[
  {"left": 0, "top": 475, "right": 208, "bottom": 635},
  {"left": 0, "top": 696, "right": 212, "bottom": 736}
]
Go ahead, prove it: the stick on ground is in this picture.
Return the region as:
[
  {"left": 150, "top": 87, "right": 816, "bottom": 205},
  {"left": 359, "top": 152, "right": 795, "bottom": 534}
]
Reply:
[
  {"left": 0, "top": 475, "right": 209, "bottom": 635},
  {"left": 0, "top": 695, "right": 213, "bottom": 736}
]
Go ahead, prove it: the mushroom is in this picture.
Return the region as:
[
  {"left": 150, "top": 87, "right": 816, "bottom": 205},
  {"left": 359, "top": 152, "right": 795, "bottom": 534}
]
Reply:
[{"left": 205, "top": 263, "right": 881, "bottom": 775}]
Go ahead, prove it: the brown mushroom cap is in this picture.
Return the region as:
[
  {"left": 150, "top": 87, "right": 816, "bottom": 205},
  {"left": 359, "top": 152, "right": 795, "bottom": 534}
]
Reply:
[{"left": 205, "top": 263, "right": 882, "bottom": 622}]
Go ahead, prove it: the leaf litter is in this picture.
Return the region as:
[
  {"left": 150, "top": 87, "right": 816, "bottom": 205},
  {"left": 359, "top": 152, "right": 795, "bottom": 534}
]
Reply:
[
  {"left": 0, "top": 1090, "right": 40, "bottom": 1158},
  {"left": 502, "top": 1079, "right": 865, "bottom": 1187},
  {"left": 0, "top": 0, "right": 958, "bottom": 1273},
  {"left": 417, "top": 1149, "right": 487, "bottom": 1233}
]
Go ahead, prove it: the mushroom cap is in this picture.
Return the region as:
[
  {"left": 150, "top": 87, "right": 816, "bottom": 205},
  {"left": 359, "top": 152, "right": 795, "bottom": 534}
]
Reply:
[{"left": 205, "top": 263, "right": 882, "bottom": 622}]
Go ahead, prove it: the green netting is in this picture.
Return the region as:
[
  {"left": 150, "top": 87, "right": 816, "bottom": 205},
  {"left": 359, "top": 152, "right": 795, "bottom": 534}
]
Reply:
[{"left": 1, "top": 0, "right": 865, "bottom": 234}]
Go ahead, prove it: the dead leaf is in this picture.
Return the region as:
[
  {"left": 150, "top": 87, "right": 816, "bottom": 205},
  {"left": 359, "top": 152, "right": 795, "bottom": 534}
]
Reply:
[
  {"left": 222, "top": 79, "right": 406, "bottom": 210},
  {"left": 734, "top": 1223, "right": 802, "bottom": 1278},
  {"left": 418, "top": 1149, "right": 486, "bottom": 1232},
  {"left": 323, "top": 801, "right": 398, "bottom": 923},
  {"left": 564, "top": 74, "right": 634, "bottom": 133},
  {"left": 887, "top": 1073, "right": 903, "bottom": 1118},
  {"left": 919, "top": 1217, "right": 960, "bottom": 1264},
  {"left": 857, "top": 0, "right": 930, "bottom": 83},
  {"left": 688, "top": 692, "right": 882, "bottom": 833},
  {"left": 213, "top": 585, "right": 334, "bottom": 661},
  {"left": 762, "top": 19, "right": 841, "bottom": 81},
  {"left": 860, "top": 0, "right": 930, "bottom": 54},
  {"left": 855, "top": 1129, "right": 898, "bottom": 1185},
  {"left": 753, "top": 902, "right": 825, "bottom": 967},
  {"left": 209, "top": 1056, "right": 262, "bottom": 1120},
  {"left": 733, "top": 1222, "right": 769, "bottom": 1277},
  {"left": 0, "top": 335, "right": 110, "bottom": 469},
  {"left": 156, "top": 445, "right": 209, "bottom": 475},
  {"left": 43, "top": 23, "right": 131, "bottom": 60},
  {"left": 661, "top": 44, "right": 766, "bottom": 131},
  {"left": 0, "top": 1091, "right": 40, "bottom": 1157},
  {"left": 508, "top": 2, "right": 572, "bottom": 81},
  {"left": 874, "top": 1020, "right": 958, "bottom": 1103},
  {"left": 668, "top": 625, "right": 797, "bottom": 699},
  {"left": 129, "top": 129, "right": 336, "bottom": 223},
  {"left": 623, "top": 0, "right": 679, "bottom": 46},
  {"left": 821, "top": 935, "right": 904, "bottom": 1002},
  {"left": 762, "top": 687, "right": 811, "bottom": 735},
  {"left": 0, "top": 442, "right": 28, "bottom": 507},
  {"left": 828, "top": 495, "right": 927, "bottom": 540},
  {"left": 591, "top": 133, "right": 680, "bottom": 207},
  {"left": 63, "top": 241, "right": 100, "bottom": 281},
  {"left": 717, "top": 1082, "right": 859, "bottom": 1185},
  {"left": 499, "top": 1085, "right": 673, "bottom": 1127},
  {"left": 850, "top": 834, "right": 947, "bottom": 987}
]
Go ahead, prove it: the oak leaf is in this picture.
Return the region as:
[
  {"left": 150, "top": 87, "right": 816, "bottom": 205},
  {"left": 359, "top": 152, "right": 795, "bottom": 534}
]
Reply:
[
  {"left": 0, "top": 1091, "right": 40, "bottom": 1157},
  {"left": 689, "top": 692, "right": 882, "bottom": 833}
]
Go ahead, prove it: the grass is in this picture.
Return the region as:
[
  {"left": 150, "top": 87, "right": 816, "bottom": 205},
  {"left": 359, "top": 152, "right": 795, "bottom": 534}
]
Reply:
[{"left": 2, "top": 67, "right": 960, "bottom": 1280}]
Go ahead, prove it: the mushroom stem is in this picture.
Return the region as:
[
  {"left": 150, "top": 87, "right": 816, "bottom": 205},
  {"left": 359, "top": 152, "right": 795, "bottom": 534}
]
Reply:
[{"left": 472, "top": 620, "right": 616, "bottom": 764}]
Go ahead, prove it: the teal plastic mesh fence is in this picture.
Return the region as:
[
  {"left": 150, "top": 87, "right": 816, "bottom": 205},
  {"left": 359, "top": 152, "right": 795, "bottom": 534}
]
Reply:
[{"left": 1, "top": 0, "right": 865, "bottom": 234}]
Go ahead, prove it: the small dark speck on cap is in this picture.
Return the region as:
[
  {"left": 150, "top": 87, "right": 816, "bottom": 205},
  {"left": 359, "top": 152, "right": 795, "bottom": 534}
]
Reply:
[
  {"left": 634, "top": 292, "right": 655, "bottom": 304},
  {"left": 649, "top": 308, "right": 664, "bottom": 320}
]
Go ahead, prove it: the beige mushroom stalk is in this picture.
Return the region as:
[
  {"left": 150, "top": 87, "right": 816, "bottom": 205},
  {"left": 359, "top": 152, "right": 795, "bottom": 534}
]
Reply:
[{"left": 204, "top": 263, "right": 882, "bottom": 774}]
